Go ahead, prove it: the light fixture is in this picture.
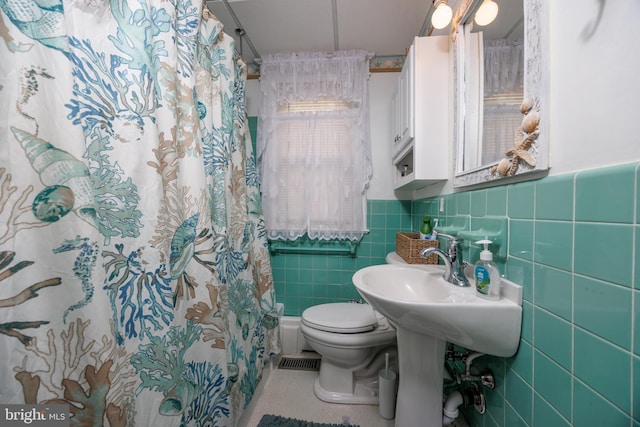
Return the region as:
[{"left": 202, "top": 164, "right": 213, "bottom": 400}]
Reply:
[
  {"left": 474, "top": 0, "right": 499, "bottom": 26},
  {"left": 431, "top": 0, "right": 453, "bottom": 30}
]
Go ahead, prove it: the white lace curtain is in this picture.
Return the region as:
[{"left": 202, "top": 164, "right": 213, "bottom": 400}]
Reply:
[
  {"left": 257, "top": 50, "right": 372, "bottom": 241},
  {"left": 481, "top": 39, "right": 524, "bottom": 164},
  {"left": 483, "top": 39, "right": 524, "bottom": 96}
]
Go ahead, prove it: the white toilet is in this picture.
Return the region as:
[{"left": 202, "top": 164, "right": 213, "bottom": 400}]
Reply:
[{"left": 300, "top": 302, "right": 397, "bottom": 405}]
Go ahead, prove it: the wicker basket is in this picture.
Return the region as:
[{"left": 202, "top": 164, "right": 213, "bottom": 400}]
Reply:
[{"left": 395, "top": 232, "right": 439, "bottom": 264}]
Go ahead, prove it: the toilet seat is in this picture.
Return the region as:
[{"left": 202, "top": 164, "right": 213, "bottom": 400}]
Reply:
[{"left": 302, "top": 302, "right": 378, "bottom": 333}]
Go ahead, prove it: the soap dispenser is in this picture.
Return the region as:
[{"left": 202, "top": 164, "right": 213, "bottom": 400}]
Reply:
[{"left": 474, "top": 239, "right": 501, "bottom": 300}]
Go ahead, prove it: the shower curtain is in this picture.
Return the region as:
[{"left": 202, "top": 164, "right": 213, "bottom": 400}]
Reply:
[{"left": 0, "top": 0, "right": 279, "bottom": 425}]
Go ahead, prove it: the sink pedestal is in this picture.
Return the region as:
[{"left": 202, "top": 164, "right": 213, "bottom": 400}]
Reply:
[
  {"left": 352, "top": 264, "right": 523, "bottom": 425},
  {"left": 394, "top": 326, "right": 446, "bottom": 427}
]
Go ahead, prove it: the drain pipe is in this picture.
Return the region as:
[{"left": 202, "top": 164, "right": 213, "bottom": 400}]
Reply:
[
  {"left": 442, "top": 390, "right": 464, "bottom": 426},
  {"left": 442, "top": 351, "right": 487, "bottom": 425},
  {"left": 443, "top": 384, "right": 486, "bottom": 425}
]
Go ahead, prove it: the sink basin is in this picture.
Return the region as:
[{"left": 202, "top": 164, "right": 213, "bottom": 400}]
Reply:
[
  {"left": 352, "top": 264, "right": 522, "bottom": 357},
  {"left": 352, "top": 263, "right": 522, "bottom": 427}
]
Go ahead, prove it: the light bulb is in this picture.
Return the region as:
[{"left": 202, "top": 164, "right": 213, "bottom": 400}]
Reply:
[
  {"left": 474, "top": 0, "right": 499, "bottom": 26},
  {"left": 431, "top": 1, "right": 453, "bottom": 30}
]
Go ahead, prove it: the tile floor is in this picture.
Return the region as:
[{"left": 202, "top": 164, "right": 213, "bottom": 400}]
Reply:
[
  {"left": 239, "top": 353, "right": 469, "bottom": 427},
  {"left": 240, "top": 353, "right": 395, "bottom": 427}
]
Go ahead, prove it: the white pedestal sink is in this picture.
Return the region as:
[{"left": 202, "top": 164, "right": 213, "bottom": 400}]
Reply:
[{"left": 352, "top": 264, "right": 522, "bottom": 427}]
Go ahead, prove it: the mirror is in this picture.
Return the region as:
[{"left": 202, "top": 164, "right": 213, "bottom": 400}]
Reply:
[{"left": 452, "top": 0, "right": 549, "bottom": 188}]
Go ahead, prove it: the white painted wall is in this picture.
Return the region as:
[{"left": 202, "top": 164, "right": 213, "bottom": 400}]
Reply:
[
  {"left": 246, "top": 0, "right": 640, "bottom": 201},
  {"left": 245, "top": 79, "right": 260, "bottom": 117},
  {"left": 550, "top": 0, "right": 640, "bottom": 175},
  {"left": 363, "top": 73, "right": 398, "bottom": 200}
]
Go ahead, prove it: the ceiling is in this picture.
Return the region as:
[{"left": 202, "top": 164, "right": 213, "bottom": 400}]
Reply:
[
  {"left": 204, "top": 0, "right": 454, "bottom": 66},
  {"left": 204, "top": 0, "right": 522, "bottom": 67}
]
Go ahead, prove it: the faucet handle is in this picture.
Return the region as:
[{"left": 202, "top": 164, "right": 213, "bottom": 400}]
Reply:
[{"left": 434, "top": 232, "right": 459, "bottom": 242}]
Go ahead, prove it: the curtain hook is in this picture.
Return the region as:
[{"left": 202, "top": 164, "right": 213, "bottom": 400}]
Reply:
[{"left": 235, "top": 28, "right": 245, "bottom": 58}]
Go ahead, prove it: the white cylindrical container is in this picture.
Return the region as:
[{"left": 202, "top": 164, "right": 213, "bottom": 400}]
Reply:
[{"left": 378, "top": 368, "right": 397, "bottom": 419}]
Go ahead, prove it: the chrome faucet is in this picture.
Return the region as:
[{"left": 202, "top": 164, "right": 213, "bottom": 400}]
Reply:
[{"left": 420, "top": 232, "right": 470, "bottom": 287}]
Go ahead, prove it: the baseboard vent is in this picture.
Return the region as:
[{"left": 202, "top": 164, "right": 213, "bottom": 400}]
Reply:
[{"left": 277, "top": 356, "right": 321, "bottom": 371}]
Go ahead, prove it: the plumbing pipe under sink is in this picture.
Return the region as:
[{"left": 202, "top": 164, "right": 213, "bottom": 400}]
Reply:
[
  {"left": 442, "top": 390, "right": 464, "bottom": 426},
  {"left": 443, "top": 384, "right": 487, "bottom": 426},
  {"left": 465, "top": 352, "right": 484, "bottom": 375},
  {"left": 442, "top": 351, "right": 487, "bottom": 426}
]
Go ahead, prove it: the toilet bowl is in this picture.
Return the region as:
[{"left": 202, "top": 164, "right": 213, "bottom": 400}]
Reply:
[{"left": 300, "top": 302, "right": 397, "bottom": 405}]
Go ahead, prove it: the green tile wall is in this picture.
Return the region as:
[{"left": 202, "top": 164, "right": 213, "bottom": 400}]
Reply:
[
  {"left": 412, "top": 162, "right": 638, "bottom": 426},
  {"left": 270, "top": 199, "right": 412, "bottom": 316},
  {"left": 258, "top": 111, "right": 639, "bottom": 426}
]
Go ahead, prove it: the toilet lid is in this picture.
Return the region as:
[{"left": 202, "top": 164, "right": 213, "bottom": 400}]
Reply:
[{"left": 302, "top": 303, "right": 378, "bottom": 333}]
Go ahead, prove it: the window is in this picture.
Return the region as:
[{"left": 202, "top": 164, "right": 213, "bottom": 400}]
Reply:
[
  {"left": 481, "top": 94, "right": 523, "bottom": 164},
  {"left": 256, "top": 51, "right": 371, "bottom": 242}
]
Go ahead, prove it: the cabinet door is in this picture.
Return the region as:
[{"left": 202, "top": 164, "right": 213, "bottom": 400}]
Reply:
[
  {"left": 390, "top": 85, "right": 400, "bottom": 151},
  {"left": 392, "top": 35, "right": 449, "bottom": 191},
  {"left": 399, "top": 44, "right": 414, "bottom": 145}
]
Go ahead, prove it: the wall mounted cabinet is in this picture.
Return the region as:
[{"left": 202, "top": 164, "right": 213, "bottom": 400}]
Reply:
[
  {"left": 391, "top": 44, "right": 415, "bottom": 156},
  {"left": 392, "top": 35, "right": 449, "bottom": 191}
]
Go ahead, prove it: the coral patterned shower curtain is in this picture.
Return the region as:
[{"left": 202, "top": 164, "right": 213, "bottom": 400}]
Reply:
[{"left": 0, "top": 0, "right": 279, "bottom": 425}]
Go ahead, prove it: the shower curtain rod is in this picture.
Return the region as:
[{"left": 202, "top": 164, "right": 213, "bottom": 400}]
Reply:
[{"left": 220, "top": 0, "right": 262, "bottom": 63}]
